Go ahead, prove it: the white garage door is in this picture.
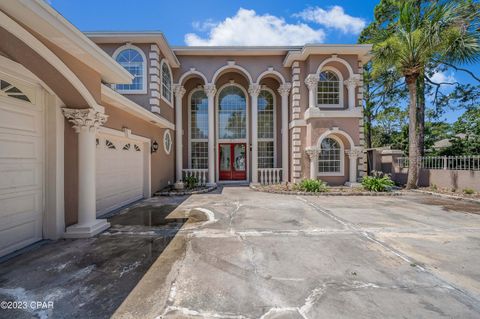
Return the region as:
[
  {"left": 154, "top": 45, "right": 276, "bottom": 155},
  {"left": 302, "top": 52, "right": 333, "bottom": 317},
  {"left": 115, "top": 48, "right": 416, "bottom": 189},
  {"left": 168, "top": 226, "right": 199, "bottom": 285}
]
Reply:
[
  {"left": 0, "top": 80, "right": 43, "bottom": 257},
  {"left": 96, "top": 134, "right": 145, "bottom": 216}
]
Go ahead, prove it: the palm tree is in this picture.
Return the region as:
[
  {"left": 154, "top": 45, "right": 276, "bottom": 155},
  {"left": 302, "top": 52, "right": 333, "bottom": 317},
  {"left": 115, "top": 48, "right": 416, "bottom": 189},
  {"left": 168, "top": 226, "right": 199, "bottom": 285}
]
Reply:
[{"left": 371, "top": 0, "right": 480, "bottom": 188}]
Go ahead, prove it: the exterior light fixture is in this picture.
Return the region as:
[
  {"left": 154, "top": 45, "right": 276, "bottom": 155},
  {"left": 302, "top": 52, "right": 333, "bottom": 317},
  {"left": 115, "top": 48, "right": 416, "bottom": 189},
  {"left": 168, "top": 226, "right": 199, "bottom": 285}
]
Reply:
[{"left": 151, "top": 140, "right": 159, "bottom": 153}]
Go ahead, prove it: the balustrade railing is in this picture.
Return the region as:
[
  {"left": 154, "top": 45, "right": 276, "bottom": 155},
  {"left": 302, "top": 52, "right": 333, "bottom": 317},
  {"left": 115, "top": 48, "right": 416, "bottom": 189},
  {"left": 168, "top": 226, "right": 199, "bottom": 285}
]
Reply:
[
  {"left": 182, "top": 169, "right": 208, "bottom": 185},
  {"left": 398, "top": 155, "right": 480, "bottom": 171},
  {"left": 258, "top": 168, "right": 283, "bottom": 185}
]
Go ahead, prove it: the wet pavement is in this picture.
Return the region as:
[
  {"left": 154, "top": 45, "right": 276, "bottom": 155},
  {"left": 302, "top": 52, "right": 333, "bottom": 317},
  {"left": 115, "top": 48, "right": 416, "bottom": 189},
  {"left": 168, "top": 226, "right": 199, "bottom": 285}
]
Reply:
[
  {"left": 0, "top": 196, "right": 189, "bottom": 319},
  {"left": 1, "top": 188, "right": 480, "bottom": 318}
]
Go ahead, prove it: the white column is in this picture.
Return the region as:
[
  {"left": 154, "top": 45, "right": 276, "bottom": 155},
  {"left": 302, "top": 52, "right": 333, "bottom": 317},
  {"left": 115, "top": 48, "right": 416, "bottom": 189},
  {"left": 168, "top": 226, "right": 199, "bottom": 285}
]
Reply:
[
  {"left": 62, "top": 108, "right": 109, "bottom": 238},
  {"left": 345, "top": 147, "right": 362, "bottom": 184},
  {"left": 204, "top": 84, "right": 216, "bottom": 185},
  {"left": 305, "top": 74, "right": 319, "bottom": 110},
  {"left": 173, "top": 84, "right": 186, "bottom": 188},
  {"left": 278, "top": 83, "right": 291, "bottom": 183},
  {"left": 306, "top": 148, "right": 320, "bottom": 180},
  {"left": 249, "top": 84, "right": 261, "bottom": 184},
  {"left": 344, "top": 75, "right": 361, "bottom": 110}
]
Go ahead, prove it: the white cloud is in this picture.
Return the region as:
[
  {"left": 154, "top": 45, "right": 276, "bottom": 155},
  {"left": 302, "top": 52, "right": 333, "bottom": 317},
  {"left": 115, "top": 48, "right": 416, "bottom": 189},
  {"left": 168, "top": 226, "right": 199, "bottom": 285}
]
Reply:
[
  {"left": 185, "top": 8, "right": 325, "bottom": 46},
  {"left": 430, "top": 71, "right": 456, "bottom": 84},
  {"left": 294, "top": 6, "right": 366, "bottom": 34}
]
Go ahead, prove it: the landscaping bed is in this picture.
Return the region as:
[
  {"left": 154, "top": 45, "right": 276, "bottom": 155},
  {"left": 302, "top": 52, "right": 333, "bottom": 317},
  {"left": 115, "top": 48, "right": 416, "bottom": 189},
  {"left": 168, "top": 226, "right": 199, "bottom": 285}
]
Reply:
[
  {"left": 155, "top": 184, "right": 217, "bottom": 196},
  {"left": 250, "top": 183, "right": 403, "bottom": 196},
  {"left": 414, "top": 187, "right": 480, "bottom": 203}
]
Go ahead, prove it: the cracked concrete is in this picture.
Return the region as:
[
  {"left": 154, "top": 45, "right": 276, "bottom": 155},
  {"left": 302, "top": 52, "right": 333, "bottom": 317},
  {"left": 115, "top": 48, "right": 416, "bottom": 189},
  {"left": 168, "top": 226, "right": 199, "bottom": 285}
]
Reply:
[
  {"left": 111, "top": 187, "right": 480, "bottom": 319},
  {"left": 1, "top": 187, "right": 480, "bottom": 318}
]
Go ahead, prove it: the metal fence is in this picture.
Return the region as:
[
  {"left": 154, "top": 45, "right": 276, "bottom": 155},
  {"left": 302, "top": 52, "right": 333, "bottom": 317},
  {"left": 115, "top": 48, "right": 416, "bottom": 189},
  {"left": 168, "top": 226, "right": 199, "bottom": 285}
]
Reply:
[{"left": 398, "top": 155, "right": 480, "bottom": 171}]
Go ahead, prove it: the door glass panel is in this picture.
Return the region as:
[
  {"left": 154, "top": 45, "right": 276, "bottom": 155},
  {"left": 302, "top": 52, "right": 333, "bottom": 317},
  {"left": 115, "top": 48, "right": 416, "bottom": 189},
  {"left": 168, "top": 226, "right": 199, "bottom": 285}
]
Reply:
[
  {"left": 220, "top": 144, "right": 231, "bottom": 171},
  {"left": 233, "top": 144, "right": 246, "bottom": 171}
]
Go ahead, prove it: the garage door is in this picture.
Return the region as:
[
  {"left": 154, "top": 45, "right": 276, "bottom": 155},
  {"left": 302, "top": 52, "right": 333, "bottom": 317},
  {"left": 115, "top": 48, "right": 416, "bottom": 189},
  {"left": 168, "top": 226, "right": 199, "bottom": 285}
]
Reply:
[
  {"left": 0, "top": 80, "right": 43, "bottom": 257},
  {"left": 96, "top": 134, "right": 145, "bottom": 216}
]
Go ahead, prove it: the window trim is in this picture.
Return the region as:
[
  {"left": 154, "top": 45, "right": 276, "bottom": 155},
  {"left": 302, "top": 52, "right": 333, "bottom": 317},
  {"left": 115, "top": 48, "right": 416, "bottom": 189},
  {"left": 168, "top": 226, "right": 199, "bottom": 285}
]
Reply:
[
  {"left": 160, "top": 59, "right": 173, "bottom": 107},
  {"left": 163, "top": 129, "right": 172, "bottom": 154},
  {"left": 257, "top": 87, "right": 277, "bottom": 168},
  {"left": 316, "top": 66, "right": 344, "bottom": 109},
  {"left": 317, "top": 135, "right": 345, "bottom": 176},
  {"left": 112, "top": 44, "right": 147, "bottom": 95},
  {"left": 188, "top": 87, "right": 209, "bottom": 168}
]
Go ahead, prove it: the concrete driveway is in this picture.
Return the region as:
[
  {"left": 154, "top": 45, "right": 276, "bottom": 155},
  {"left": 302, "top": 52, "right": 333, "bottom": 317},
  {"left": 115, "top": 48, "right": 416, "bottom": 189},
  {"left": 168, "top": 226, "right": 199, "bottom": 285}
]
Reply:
[
  {"left": 113, "top": 187, "right": 480, "bottom": 319},
  {"left": 1, "top": 187, "right": 480, "bottom": 318}
]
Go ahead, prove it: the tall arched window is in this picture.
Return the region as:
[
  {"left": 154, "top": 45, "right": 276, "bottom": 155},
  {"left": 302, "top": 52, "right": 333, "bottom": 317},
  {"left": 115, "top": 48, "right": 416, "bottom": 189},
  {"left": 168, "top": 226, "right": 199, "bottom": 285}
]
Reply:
[
  {"left": 161, "top": 61, "right": 173, "bottom": 103},
  {"left": 190, "top": 90, "right": 208, "bottom": 169},
  {"left": 218, "top": 85, "right": 247, "bottom": 139},
  {"left": 114, "top": 46, "right": 146, "bottom": 93},
  {"left": 317, "top": 70, "right": 340, "bottom": 106},
  {"left": 258, "top": 89, "right": 275, "bottom": 168},
  {"left": 318, "top": 137, "right": 342, "bottom": 174}
]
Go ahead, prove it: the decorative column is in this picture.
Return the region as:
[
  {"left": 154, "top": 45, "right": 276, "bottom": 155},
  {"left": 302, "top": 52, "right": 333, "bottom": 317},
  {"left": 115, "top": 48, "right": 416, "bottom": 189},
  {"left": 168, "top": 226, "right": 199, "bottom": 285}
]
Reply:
[
  {"left": 249, "top": 84, "right": 261, "bottom": 184},
  {"left": 173, "top": 84, "right": 186, "bottom": 189},
  {"left": 62, "top": 108, "right": 109, "bottom": 238},
  {"left": 344, "top": 75, "right": 361, "bottom": 110},
  {"left": 204, "top": 84, "right": 216, "bottom": 185},
  {"left": 305, "top": 148, "right": 320, "bottom": 180},
  {"left": 278, "top": 83, "right": 291, "bottom": 182},
  {"left": 345, "top": 147, "right": 363, "bottom": 185},
  {"left": 305, "top": 74, "right": 319, "bottom": 110}
]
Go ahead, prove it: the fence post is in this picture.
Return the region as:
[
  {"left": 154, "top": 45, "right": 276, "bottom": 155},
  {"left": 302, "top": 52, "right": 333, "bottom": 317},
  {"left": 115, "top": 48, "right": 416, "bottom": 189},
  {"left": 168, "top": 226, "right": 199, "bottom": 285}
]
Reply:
[{"left": 443, "top": 156, "right": 447, "bottom": 170}]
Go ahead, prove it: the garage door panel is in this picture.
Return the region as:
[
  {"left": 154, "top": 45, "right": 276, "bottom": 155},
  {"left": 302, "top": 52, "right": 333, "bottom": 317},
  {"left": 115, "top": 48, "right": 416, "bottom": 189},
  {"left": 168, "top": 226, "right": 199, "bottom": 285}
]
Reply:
[
  {"left": 96, "top": 135, "right": 146, "bottom": 216},
  {"left": 0, "top": 164, "right": 41, "bottom": 192},
  {"left": 0, "top": 191, "right": 41, "bottom": 223},
  {"left": 0, "top": 220, "right": 41, "bottom": 257},
  {"left": 0, "top": 101, "right": 40, "bottom": 135}
]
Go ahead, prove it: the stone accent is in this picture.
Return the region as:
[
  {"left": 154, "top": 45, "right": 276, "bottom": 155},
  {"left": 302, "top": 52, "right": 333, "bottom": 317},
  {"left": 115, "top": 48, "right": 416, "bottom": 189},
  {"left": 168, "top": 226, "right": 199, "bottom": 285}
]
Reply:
[
  {"left": 290, "top": 61, "right": 303, "bottom": 182},
  {"left": 149, "top": 44, "right": 161, "bottom": 114}
]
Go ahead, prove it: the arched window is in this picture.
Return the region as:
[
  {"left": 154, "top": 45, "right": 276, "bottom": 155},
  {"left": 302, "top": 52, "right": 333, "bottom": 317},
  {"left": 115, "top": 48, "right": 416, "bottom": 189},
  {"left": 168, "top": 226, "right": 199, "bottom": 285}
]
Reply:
[
  {"left": 218, "top": 85, "right": 246, "bottom": 139},
  {"left": 258, "top": 89, "right": 275, "bottom": 168},
  {"left": 318, "top": 137, "right": 342, "bottom": 174},
  {"left": 189, "top": 90, "right": 208, "bottom": 169},
  {"left": 114, "top": 46, "right": 146, "bottom": 93},
  {"left": 161, "top": 61, "right": 173, "bottom": 103},
  {"left": 317, "top": 70, "right": 340, "bottom": 106}
]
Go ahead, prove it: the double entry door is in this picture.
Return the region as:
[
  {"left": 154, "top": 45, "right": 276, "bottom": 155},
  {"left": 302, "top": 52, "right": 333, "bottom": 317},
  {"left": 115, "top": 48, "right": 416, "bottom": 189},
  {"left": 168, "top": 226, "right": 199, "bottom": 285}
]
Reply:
[{"left": 219, "top": 143, "right": 246, "bottom": 180}]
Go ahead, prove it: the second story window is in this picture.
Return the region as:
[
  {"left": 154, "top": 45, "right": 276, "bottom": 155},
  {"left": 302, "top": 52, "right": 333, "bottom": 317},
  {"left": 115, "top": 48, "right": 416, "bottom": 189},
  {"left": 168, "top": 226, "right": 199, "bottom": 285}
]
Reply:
[
  {"left": 317, "top": 70, "right": 341, "bottom": 106},
  {"left": 161, "top": 60, "right": 173, "bottom": 104},
  {"left": 114, "top": 45, "right": 146, "bottom": 93}
]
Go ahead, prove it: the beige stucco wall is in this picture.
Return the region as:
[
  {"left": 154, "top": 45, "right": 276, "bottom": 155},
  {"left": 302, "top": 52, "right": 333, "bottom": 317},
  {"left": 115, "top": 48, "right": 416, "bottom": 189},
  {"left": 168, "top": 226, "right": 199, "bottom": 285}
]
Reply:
[
  {"left": 64, "top": 104, "right": 175, "bottom": 226},
  {"left": 97, "top": 43, "right": 175, "bottom": 122}
]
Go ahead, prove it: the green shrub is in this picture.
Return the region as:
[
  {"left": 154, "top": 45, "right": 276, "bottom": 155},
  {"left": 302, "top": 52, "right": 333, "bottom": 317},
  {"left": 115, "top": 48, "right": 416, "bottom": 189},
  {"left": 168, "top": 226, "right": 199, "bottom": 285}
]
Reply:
[
  {"left": 183, "top": 175, "right": 199, "bottom": 189},
  {"left": 362, "top": 172, "right": 394, "bottom": 192},
  {"left": 463, "top": 188, "right": 475, "bottom": 195},
  {"left": 294, "top": 179, "right": 328, "bottom": 193}
]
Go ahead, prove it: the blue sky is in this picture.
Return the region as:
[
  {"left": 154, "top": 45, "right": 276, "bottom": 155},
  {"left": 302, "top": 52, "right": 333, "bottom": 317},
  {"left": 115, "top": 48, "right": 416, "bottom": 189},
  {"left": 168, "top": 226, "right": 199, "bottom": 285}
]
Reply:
[{"left": 50, "top": 0, "right": 479, "bottom": 123}]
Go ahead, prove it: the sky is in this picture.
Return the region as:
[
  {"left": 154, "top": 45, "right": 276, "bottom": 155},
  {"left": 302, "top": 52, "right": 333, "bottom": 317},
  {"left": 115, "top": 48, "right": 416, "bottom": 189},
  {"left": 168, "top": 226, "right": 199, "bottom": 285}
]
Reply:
[{"left": 49, "top": 0, "right": 479, "bottom": 123}]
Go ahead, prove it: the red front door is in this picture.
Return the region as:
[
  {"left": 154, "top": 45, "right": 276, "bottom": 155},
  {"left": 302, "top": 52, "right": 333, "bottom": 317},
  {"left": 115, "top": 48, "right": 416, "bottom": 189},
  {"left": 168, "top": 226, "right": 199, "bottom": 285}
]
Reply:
[{"left": 219, "top": 143, "right": 247, "bottom": 180}]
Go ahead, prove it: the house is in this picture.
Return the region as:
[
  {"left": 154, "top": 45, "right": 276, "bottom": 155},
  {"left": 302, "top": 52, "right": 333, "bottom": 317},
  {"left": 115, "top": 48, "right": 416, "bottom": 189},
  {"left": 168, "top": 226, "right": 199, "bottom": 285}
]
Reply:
[{"left": 0, "top": 0, "right": 371, "bottom": 257}]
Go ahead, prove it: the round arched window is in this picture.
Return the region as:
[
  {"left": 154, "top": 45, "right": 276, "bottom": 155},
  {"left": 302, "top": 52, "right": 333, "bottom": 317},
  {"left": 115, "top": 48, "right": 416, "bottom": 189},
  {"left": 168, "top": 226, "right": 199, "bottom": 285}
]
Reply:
[
  {"left": 114, "top": 47, "right": 145, "bottom": 92},
  {"left": 317, "top": 71, "right": 340, "bottom": 105},
  {"left": 318, "top": 137, "right": 342, "bottom": 173}
]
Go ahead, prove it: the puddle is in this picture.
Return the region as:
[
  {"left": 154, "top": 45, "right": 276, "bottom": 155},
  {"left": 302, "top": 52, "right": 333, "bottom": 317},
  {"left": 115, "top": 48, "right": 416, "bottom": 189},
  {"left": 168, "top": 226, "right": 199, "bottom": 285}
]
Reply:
[
  {"left": 418, "top": 197, "right": 480, "bottom": 214},
  {"left": 109, "top": 205, "right": 188, "bottom": 226}
]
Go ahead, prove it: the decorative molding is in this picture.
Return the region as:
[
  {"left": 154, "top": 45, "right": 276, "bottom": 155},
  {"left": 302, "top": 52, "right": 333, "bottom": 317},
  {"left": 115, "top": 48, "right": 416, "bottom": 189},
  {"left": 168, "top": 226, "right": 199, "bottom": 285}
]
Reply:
[
  {"left": 277, "top": 83, "right": 292, "bottom": 97},
  {"left": 344, "top": 74, "right": 362, "bottom": 89},
  {"left": 304, "top": 74, "right": 319, "bottom": 90},
  {"left": 173, "top": 84, "right": 186, "bottom": 98},
  {"left": 62, "top": 108, "right": 108, "bottom": 133},
  {"left": 248, "top": 83, "right": 261, "bottom": 97},
  {"left": 203, "top": 84, "right": 217, "bottom": 97},
  {"left": 305, "top": 147, "right": 320, "bottom": 159},
  {"left": 345, "top": 147, "right": 363, "bottom": 158}
]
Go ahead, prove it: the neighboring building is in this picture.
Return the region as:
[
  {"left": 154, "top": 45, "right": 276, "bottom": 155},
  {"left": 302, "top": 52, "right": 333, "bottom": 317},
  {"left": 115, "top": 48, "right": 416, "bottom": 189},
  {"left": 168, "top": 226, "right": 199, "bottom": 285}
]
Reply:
[
  {"left": 0, "top": 0, "right": 371, "bottom": 257},
  {"left": 432, "top": 134, "right": 466, "bottom": 151}
]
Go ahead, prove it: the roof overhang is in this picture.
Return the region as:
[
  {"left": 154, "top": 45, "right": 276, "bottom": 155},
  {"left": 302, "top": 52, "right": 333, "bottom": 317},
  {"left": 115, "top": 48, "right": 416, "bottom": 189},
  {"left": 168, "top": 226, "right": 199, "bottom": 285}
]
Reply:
[
  {"left": 172, "top": 46, "right": 301, "bottom": 56},
  {"left": 283, "top": 44, "right": 373, "bottom": 67},
  {"left": 101, "top": 85, "right": 175, "bottom": 130},
  {"left": 0, "top": 0, "right": 133, "bottom": 84},
  {"left": 86, "top": 32, "right": 180, "bottom": 68}
]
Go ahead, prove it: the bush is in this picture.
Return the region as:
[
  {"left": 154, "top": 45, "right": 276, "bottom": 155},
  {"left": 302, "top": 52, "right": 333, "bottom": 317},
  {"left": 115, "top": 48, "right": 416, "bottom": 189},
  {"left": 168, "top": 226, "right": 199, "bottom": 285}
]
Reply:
[
  {"left": 463, "top": 188, "right": 475, "bottom": 195},
  {"left": 183, "top": 175, "right": 199, "bottom": 189},
  {"left": 294, "top": 179, "right": 328, "bottom": 193},
  {"left": 362, "top": 172, "right": 394, "bottom": 192}
]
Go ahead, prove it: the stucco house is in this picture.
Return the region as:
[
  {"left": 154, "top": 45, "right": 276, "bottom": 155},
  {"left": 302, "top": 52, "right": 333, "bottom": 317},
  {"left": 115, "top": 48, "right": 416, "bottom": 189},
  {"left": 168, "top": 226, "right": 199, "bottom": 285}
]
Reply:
[{"left": 0, "top": 0, "right": 371, "bottom": 257}]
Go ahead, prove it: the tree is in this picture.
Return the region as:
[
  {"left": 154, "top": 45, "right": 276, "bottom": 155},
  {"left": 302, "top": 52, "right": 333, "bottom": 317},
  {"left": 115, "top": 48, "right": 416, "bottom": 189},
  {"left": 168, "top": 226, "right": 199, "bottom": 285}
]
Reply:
[{"left": 370, "top": 0, "right": 480, "bottom": 188}]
